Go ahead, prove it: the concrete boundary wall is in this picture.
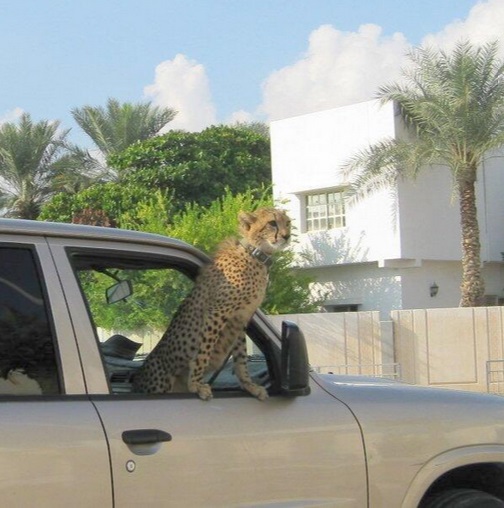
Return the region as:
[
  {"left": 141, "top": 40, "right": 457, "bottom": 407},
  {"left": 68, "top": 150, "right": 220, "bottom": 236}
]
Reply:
[
  {"left": 392, "top": 306, "right": 504, "bottom": 393},
  {"left": 268, "top": 312, "right": 392, "bottom": 377},
  {"left": 273, "top": 306, "right": 504, "bottom": 393}
]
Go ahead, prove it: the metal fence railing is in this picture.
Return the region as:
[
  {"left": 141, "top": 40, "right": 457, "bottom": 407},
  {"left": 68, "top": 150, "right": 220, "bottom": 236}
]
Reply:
[
  {"left": 486, "top": 360, "right": 504, "bottom": 394},
  {"left": 312, "top": 363, "right": 401, "bottom": 381}
]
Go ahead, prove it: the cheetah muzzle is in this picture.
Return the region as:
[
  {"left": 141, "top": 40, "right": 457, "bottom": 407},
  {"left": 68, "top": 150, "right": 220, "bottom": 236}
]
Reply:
[{"left": 133, "top": 207, "right": 292, "bottom": 400}]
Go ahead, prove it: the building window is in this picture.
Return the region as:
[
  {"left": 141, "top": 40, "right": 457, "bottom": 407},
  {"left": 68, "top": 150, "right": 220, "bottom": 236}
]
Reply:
[
  {"left": 305, "top": 190, "right": 346, "bottom": 232},
  {"left": 324, "top": 304, "right": 359, "bottom": 313}
]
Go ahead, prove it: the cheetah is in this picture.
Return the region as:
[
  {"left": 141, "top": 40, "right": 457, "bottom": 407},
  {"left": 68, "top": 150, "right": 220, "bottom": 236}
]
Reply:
[{"left": 133, "top": 207, "right": 291, "bottom": 400}]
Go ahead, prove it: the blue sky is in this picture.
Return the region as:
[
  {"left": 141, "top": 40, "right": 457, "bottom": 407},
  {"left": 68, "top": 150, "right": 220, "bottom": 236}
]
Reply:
[{"left": 0, "top": 0, "right": 502, "bottom": 147}]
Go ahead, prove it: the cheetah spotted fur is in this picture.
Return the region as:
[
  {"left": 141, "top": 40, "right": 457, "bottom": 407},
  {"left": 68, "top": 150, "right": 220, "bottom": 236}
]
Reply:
[{"left": 133, "top": 207, "right": 291, "bottom": 400}]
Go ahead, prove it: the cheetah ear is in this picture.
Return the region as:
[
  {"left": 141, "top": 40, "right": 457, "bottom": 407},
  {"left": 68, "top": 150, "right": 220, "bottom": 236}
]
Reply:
[{"left": 238, "top": 211, "right": 257, "bottom": 231}]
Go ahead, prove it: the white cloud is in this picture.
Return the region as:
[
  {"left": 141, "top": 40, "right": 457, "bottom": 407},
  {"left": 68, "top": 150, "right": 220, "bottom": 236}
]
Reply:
[
  {"left": 147, "top": 1, "right": 504, "bottom": 129},
  {"left": 144, "top": 54, "right": 217, "bottom": 132},
  {"left": 422, "top": 0, "right": 504, "bottom": 55},
  {"left": 0, "top": 107, "right": 23, "bottom": 125},
  {"left": 257, "top": 0, "right": 504, "bottom": 123},
  {"left": 225, "top": 109, "right": 255, "bottom": 125},
  {"left": 259, "top": 24, "right": 409, "bottom": 122}
]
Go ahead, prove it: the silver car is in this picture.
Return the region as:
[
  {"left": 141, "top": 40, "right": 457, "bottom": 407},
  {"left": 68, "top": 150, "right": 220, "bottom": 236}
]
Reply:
[{"left": 1, "top": 218, "right": 504, "bottom": 507}]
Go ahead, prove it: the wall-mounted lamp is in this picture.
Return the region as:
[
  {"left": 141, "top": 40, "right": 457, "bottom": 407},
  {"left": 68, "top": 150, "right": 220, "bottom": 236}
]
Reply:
[{"left": 430, "top": 282, "right": 439, "bottom": 297}]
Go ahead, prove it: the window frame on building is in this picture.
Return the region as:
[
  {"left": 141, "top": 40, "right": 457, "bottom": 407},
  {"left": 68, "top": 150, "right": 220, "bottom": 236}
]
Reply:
[{"left": 303, "top": 189, "right": 346, "bottom": 233}]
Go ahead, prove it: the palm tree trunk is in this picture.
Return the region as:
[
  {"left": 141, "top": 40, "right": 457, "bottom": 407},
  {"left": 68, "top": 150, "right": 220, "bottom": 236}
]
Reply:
[{"left": 458, "top": 176, "right": 485, "bottom": 306}]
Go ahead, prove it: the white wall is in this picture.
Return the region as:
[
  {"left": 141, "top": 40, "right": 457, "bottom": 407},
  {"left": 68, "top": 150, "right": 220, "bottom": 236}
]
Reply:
[
  {"left": 271, "top": 99, "right": 396, "bottom": 195},
  {"left": 306, "top": 261, "right": 461, "bottom": 318},
  {"left": 307, "top": 263, "right": 402, "bottom": 318},
  {"left": 478, "top": 150, "right": 504, "bottom": 262},
  {"left": 271, "top": 100, "right": 504, "bottom": 314},
  {"left": 400, "top": 260, "right": 462, "bottom": 310},
  {"left": 271, "top": 99, "right": 465, "bottom": 267},
  {"left": 271, "top": 99, "right": 403, "bottom": 265},
  {"left": 397, "top": 155, "right": 504, "bottom": 264},
  {"left": 303, "top": 260, "right": 504, "bottom": 319},
  {"left": 397, "top": 170, "right": 462, "bottom": 261}
]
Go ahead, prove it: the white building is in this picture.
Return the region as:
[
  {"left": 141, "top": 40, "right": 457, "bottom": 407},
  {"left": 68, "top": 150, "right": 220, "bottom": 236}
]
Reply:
[{"left": 271, "top": 99, "right": 504, "bottom": 318}]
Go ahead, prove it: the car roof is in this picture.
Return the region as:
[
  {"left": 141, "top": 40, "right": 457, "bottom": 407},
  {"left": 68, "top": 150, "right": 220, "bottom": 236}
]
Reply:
[{"left": 0, "top": 218, "right": 208, "bottom": 261}]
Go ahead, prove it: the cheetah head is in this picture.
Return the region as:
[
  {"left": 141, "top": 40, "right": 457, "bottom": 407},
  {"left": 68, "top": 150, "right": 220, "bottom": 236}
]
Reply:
[{"left": 238, "top": 208, "right": 291, "bottom": 255}]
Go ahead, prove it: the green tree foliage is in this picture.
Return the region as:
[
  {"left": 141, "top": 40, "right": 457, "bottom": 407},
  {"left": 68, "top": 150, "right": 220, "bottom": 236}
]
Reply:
[
  {"left": 232, "top": 121, "right": 270, "bottom": 138},
  {"left": 121, "top": 189, "right": 320, "bottom": 315},
  {"left": 77, "top": 264, "right": 192, "bottom": 332},
  {"left": 42, "top": 124, "right": 272, "bottom": 224},
  {"left": 40, "top": 117, "right": 312, "bottom": 315},
  {"left": 108, "top": 124, "right": 272, "bottom": 211},
  {"left": 39, "top": 181, "right": 160, "bottom": 225},
  {"left": 344, "top": 41, "right": 504, "bottom": 307},
  {"left": 0, "top": 113, "right": 81, "bottom": 219}
]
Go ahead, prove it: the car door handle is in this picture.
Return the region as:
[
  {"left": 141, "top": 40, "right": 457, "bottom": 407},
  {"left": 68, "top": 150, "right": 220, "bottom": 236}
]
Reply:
[{"left": 122, "top": 429, "right": 172, "bottom": 445}]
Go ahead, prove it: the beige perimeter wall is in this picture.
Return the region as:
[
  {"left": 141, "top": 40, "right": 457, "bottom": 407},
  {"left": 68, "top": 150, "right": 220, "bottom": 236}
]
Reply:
[
  {"left": 391, "top": 306, "right": 504, "bottom": 393},
  {"left": 268, "top": 312, "right": 397, "bottom": 378},
  {"left": 271, "top": 306, "right": 504, "bottom": 394}
]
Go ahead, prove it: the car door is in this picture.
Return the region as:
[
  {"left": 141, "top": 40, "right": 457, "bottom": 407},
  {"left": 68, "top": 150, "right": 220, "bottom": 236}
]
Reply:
[
  {"left": 49, "top": 236, "right": 367, "bottom": 507},
  {"left": 94, "top": 382, "right": 366, "bottom": 507},
  {"left": 0, "top": 236, "right": 112, "bottom": 507}
]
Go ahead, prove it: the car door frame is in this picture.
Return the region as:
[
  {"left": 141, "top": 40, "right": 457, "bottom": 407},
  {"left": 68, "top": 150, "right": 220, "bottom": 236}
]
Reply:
[{"left": 0, "top": 233, "right": 113, "bottom": 507}]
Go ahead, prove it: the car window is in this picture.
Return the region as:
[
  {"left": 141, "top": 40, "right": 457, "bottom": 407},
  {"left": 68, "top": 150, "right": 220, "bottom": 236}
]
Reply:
[
  {"left": 0, "top": 247, "right": 61, "bottom": 395},
  {"left": 70, "top": 251, "right": 271, "bottom": 396}
]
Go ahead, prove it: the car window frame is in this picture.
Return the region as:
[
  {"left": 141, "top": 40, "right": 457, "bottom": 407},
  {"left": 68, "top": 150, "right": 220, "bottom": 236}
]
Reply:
[{"left": 48, "top": 237, "right": 281, "bottom": 398}]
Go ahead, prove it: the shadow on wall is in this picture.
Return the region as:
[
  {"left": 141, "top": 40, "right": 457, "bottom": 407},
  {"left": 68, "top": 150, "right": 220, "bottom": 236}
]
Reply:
[
  {"left": 290, "top": 230, "right": 402, "bottom": 316},
  {"left": 268, "top": 310, "right": 386, "bottom": 376},
  {"left": 312, "top": 275, "right": 402, "bottom": 318},
  {"left": 293, "top": 229, "right": 370, "bottom": 268}
]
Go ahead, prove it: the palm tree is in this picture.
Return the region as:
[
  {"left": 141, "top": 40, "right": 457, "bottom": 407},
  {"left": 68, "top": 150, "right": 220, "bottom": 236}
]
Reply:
[
  {"left": 71, "top": 98, "right": 177, "bottom": 157},
  {"left": 344, "top": 41, "right": 504, "bottom": 307},
  {"left": 0, "top": 113, "right": 78, "bottom": 219},
  {"left": 63, "top": 99, "right": 177, "bottom": 224}
]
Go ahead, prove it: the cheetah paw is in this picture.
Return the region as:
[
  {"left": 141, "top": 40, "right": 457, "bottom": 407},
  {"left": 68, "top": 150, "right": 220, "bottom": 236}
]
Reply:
[
  {"left": 243, "top": 382, "right": 269, "bottom": 401},
  {"left": 194, "top": 383, "right": 213, "bottom": 401}
]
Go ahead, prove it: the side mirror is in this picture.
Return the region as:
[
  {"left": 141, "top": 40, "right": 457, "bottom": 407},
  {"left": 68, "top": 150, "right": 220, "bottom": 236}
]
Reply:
[
  {"left": 106, "top": 280, "right": 132, "bottom": 304},
  {"left": 281, "top": 320, "right": 311, "bottom": 396}
]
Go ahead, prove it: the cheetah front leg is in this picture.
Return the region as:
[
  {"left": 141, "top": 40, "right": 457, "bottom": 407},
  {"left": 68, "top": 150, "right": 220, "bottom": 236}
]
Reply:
[
  {"left": 188, "top": 349, "right": 214, "bottom": 400},
  {"left": 232, "top": 333, "right": 268, "bottom": 401},
  {"left": 188, "top": 314, "right": 225, "bottom": 400}
]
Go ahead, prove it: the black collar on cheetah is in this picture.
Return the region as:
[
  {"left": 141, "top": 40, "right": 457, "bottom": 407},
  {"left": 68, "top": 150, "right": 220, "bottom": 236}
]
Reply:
[{"left": 240, "top": 241, "right": 273, "bottom": 268}]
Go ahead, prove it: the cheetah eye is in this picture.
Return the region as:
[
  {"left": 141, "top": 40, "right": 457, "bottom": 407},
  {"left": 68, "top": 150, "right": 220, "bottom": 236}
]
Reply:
[{"left": 268, "top": 220, "right": 278, "bottom": 228}]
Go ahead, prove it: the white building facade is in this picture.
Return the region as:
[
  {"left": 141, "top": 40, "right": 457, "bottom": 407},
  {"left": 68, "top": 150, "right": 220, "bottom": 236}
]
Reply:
[{"left": 271, "top": 99, "right": 504, "bottom": 318}]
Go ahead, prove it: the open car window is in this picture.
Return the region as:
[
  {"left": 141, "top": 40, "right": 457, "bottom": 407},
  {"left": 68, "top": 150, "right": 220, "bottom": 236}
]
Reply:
[{"left": 70, "top": 251, "right": 270, "bottom": 396}]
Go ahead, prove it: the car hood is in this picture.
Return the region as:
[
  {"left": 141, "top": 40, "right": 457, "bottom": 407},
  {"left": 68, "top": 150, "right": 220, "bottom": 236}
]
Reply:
[
  {"left": 312, "top": 372, "right": 504, "bottom": 437},
  {"left": 312, "top": 373, "right": 504, "bottom": 506}
]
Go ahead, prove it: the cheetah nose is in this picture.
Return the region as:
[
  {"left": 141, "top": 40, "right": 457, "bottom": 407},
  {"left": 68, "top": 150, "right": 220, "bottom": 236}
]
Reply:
[{"left": 283, "top": 234, "right": 291, "bottom": 241}]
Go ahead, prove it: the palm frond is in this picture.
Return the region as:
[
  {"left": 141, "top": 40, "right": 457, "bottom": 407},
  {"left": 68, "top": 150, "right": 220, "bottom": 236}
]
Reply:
[
  {"left": 72, "top": 98, "right": 177, "bottom": 156},
  {"left": 342, "top": 138, "right": 435, "bottom": 201},
  {"left": 0, "top": 113, "right": 73, "bottom": 218}
]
